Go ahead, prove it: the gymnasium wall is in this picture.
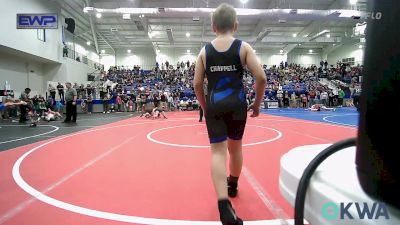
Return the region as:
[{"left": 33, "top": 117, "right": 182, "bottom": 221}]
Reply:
[
  {"left": 0, "top": 52, "right": 95, "bottom": 98},
  {"left": 327, "top": 44, "right": 365, "bottom": 65},
  {"left": 287, "top": 48, "right": 323, "bottom": 67},
  {"left": 0, "top": 53, "right": 45, "bottom": 98},
  {"left": 255, "top": 50, "right": 287, "bottom": 67},
  {"left": 100, "top": 55, "right": 116, "bottom": 70},
  {"left": 114, "top": 47, "right": 156, "bottom": 70},
  {"left": 44, "top": 59, "right": 96, "bottom": 86},
  {"left": 112, "top": 46, "right": 326, "bottom": 70},
  {"left": 156, "top": 48, "right": 198, "bottom": 66}
]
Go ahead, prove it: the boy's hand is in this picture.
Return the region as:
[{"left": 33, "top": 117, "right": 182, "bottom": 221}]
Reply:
[{"left": 248, "top": 103, "right": 260, "bottom": 117}]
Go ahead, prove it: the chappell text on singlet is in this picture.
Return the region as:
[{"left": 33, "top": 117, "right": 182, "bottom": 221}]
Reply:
[{"left": 209, "top": 65, "right": 238, "bottom": 72}]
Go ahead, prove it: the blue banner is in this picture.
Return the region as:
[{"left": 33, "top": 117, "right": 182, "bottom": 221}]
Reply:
[{"left": 17, "top": 13, "right": 58, "bottom": 29}]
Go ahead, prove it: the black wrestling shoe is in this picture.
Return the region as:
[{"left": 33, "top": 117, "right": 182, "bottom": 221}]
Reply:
[
  {"left": 227, "top": 177, "right": 238, "bottom": 198},
  {"left": 218, "top": 199, "right": 243, "bottom": 225}
]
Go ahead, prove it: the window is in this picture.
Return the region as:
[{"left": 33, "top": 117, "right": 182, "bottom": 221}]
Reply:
[{"left": 37, "top": 29, "right": 46, "bottom": 42}]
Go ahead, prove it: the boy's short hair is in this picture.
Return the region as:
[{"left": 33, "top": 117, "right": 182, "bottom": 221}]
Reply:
[{"left": 212, "top": 3, "right": 237, "bottom": 33}]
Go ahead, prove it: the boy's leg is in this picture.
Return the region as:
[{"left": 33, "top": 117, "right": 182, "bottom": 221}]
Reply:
[
  {"left": 227, "top": 139, "right": 243, "bottom": 197},
  {"left": 212, "top": 141, "right": 243, "bottom": 225},
  {"left": 228, "top": 139, "right": 243, "bottom": 178},
  {"left": 211, "top": 141, "right": 229, "bottom": 199}
]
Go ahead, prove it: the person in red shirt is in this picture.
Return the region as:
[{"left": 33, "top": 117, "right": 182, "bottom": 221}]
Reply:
[{"left": 116, "top": 94, "right": 123, "bottom": 112}]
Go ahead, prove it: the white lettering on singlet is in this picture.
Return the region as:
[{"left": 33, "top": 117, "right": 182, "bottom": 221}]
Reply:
[{"left": 210, "top": 65, "right": 238, "bottom": 72}]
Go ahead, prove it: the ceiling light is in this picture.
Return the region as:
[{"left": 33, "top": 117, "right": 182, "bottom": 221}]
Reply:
[
  {"left": 359, "top": 45, "right": 363, "bottom": 49},
  {"left": 86, "top": 41, "right": 91, "bottom": 46},
  {"left": 127, "top": 49, "right": 131, "bottom": 53},
  {"left": 186, "top": 32, "right": 190, "bottom": 38},
  {"left": 83, "top": 7, "right": 94, "bottom": 13},
  {"left": 101, "top": 50, "right": 105, "bottom": 54},
  {"left": 280, "top": 50, "right": 284, "bottom": 54},
  {"left": 350, "top": 0, "right": 357, "bottom": 5},
  {"left": 156, "top": 49, "right": 161, "bottom": 53},
  {"left": 309, "top": 49, "right": 313, "bottom": 53},
  {"left": 298, "top": 43, "right": 302, "bottom": 46},
  {"left": 240, "top": 0, "right": 249, "bottom": 3},
  {"left": 187, "top": 49, "right": 191, "bottom": 53},
  {"left": 326, "top": 34, "right": 331, "bottom": 38},
  {"left": 123, "top": 14, "right": 131, "bottom": 20},
  {"left": 96, "top": 13, "right": 102, "bottom": 18},
  {"left": 293, "top": 33, "right": 297, "bottom": 38}
]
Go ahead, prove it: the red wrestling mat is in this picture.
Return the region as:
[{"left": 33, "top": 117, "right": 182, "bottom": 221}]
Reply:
[{"left": 0, "top": 112, "right": 356, "bottom": 225}]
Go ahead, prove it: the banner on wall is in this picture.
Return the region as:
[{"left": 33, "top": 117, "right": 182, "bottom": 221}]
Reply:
[
  {"left": 17, "top": 14, "right": 58, "bottom": 29},
  {"left": 265, "top": 101, "right": 279, "bottom": 109}
]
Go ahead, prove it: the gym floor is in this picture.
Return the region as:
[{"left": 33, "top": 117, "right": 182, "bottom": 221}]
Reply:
[{"left": 0, "top": 109, "right": 358, "bottom": 225}]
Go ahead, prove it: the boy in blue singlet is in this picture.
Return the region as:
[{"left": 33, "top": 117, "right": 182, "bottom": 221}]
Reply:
[{"left": 194, "top": 3, "right": 267, "bottom": 225}]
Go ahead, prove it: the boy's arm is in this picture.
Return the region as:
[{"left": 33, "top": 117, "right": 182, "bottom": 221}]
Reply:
[
  {"left": 242, "top": 42, "right": 267, "bottom": 117},
  {"left": 194, "top": 47, "right": 206, "bottom": 113}
]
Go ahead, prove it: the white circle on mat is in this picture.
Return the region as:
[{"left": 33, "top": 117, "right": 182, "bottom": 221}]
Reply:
[
  {"left": 12, "top": 119, "right": 287, "bottom": 225},
  {"left": 147, "top": 124, "right": 282, "bottom": 148},
  {"left": 0, "top": 125, "right": 59, "bottom": 144}
]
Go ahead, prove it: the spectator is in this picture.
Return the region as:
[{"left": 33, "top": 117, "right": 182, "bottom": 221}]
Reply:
[
  {"left": 308, "top": 89, "right": 316, "bottom": 107},
  {"left": 290, "top": 92, "right": 296, "bottom": 108},
  {"left": 63, "top": 44, "right": 68, "bottom": 57},
  {"left": 301, "top": 94, "right": 308, "bottom": 108},
  {"left": 352, "top": 85, "right": 362, "bottom": 111},
  {"left": 19, "top": 88, "right": 31, "bottom": 122},
  {"left": 160, "top": 92, "right": 167, "bottom": 109},
  {"left": 128, "top": 98, "right": 134, "bottom": 112},
  {"left": 338, "top": 88, "right": 345, "bottom": 107},
  {"left": 87, "top": 95, "right": 93, "bottom": 114},
  {"left": 276, "top": 88, "right": 283, "bottom": 107},
  {"left": 86, "top": 84, "right": 92, "bottom": 98},
  {"left": 116, "top": 94, "right": 123, "bottom": 112},
  {"left": 48, "top": 84, "right": 56, "bottom": 100},
  {"left": 328, "top": 90, "right": 334, "bottom": 107},
  {"left": 320, "top": 90, "right": 328, "bottom": 106},
  {"left": 103, "top": 93, "right": 110, "bottom": 114},
  {"left": 57, "top": 82, "right": 64, "bottom": 101},
  {"left": 283, "top": 91, "right": 289, "bottom": 108}
]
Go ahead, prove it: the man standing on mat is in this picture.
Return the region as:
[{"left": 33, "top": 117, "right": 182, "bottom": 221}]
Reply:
[
  {"left": 63, "top": 82, "right": 77, "bottom": 123},
  {"left": 194, "top": 3, "right": 266, "bottom": 225}
]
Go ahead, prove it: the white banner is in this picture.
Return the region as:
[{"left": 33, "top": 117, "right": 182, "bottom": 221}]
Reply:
[{"left": 265, "top": 101, "right": 279, "bottom": 109}]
